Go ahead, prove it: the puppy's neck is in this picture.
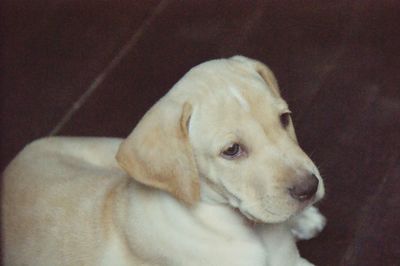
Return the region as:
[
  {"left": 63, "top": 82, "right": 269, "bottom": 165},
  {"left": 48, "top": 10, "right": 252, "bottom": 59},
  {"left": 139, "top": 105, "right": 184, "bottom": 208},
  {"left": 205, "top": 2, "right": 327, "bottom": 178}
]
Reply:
[{"left": 190, "top": 202, "right": 258, "bottom": 237}]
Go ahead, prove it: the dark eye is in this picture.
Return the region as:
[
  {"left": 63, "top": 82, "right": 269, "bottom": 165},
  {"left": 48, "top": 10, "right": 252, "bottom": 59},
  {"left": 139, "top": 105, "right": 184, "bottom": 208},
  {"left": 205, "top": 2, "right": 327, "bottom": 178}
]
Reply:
[
  {"left": 280, "top": 112, "right": 291, "bottom": 128},
  {"left": 221, "top": 143, "right": 243, "bottom": 159}
]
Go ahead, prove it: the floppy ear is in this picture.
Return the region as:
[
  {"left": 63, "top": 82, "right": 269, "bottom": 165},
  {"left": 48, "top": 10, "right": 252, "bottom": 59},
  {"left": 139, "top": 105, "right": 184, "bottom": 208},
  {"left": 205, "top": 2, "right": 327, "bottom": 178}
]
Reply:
[
  {"left": 231, "top": 55, "right": 281, "bottom": 97},
  {"left": 254, "top": 62, "right": 281, "bottom": 97},
  {"left": 116, "top": 99, "right": 200, "bottom": 204}
]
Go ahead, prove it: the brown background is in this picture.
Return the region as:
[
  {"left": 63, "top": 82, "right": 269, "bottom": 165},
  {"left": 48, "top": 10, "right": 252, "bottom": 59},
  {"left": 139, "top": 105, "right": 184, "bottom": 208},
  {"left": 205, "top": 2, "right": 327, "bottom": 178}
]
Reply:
[{"left": 2, "top": 1, "right": 400, "bottom": 265}]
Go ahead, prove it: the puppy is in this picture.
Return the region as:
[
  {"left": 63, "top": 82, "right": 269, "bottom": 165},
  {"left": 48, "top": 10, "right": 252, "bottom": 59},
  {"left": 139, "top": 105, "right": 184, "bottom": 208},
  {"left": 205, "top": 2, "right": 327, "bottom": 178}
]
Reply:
[{"left": 2, "top": 56, "right": 325, "bottom": 266}]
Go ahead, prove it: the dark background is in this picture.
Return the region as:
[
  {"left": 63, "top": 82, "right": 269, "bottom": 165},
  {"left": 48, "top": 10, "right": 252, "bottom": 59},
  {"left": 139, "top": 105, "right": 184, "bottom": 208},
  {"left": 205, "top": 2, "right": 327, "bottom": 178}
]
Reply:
[{"left": 2, "top": 1, "right": 400, "bottom": 265}]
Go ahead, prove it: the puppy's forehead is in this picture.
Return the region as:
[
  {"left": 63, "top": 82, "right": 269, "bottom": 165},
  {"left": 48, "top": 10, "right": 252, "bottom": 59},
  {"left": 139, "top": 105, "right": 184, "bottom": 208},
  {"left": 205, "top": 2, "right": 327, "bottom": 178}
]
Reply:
[
  {"left": 185, "top": 60, "right": 290, "bottom": 146},
  {"left": 173, "top": 58, "right": 288, "bottom": 120},
  {"left": 192, "top": 81, "right": 288, "bottom": 133},
  {"left": 185, "top": 59, "right": 280, "bottom": 104}
]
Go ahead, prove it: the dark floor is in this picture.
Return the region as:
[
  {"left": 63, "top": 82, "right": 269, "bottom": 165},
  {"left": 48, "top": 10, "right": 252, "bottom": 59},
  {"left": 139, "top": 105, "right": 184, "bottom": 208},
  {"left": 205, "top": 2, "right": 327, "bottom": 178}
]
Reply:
[{"left": 2, "top": 1, "right": 400, "bottom": 265}]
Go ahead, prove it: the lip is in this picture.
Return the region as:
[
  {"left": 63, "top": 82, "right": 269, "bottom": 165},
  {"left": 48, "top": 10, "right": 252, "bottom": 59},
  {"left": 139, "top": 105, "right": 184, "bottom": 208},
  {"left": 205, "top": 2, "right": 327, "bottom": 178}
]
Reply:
[
  {"left": 234, "top": 208, "right": 263, "bottom": 225},
  {"left": 221, "top": 186, "right": 265, "bottom": 223}
]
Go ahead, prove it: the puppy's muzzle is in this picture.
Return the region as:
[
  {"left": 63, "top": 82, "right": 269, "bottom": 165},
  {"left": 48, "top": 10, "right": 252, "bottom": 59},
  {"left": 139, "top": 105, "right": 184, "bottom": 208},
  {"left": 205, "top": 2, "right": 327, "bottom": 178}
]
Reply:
[{"left": 288, "top": 174, "right": 319, "bottom": 202}]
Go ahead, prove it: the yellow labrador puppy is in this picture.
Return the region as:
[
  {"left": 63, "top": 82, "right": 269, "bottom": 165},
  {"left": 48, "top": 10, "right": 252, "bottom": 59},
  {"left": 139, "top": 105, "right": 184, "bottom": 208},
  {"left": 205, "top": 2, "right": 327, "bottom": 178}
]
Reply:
[{"left": 2, "top": 56, "right": 326, "bottom": 266}]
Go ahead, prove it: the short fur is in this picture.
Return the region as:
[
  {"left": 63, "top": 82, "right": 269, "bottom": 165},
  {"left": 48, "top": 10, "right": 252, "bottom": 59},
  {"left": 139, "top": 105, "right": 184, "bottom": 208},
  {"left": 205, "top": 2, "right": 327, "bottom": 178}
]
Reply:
[{"left": 2, "top": 56, "right": 325, "bottom": 266}]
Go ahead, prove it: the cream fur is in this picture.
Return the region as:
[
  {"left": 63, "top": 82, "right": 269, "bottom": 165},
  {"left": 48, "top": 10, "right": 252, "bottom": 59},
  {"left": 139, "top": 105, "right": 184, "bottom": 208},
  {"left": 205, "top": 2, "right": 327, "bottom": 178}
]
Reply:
[{"left": 2, "top": 56, "right": 325, "bottom": 266}]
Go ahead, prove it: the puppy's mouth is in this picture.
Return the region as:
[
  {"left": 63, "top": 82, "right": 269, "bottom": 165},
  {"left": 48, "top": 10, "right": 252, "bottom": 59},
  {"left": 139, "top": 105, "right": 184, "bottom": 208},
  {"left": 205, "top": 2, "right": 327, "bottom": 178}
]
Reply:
[
  {"left": 233, "top": 208, "right": 263, "bottom": 226},
  {"left": 222, "top": 189, "right": 265, "bottom": 224},
  {"left": 219, "top": 183, "right": 286, "bottom": 224},
  {"left": 218, "top": 181, "right": 298, "bottom": 224}
]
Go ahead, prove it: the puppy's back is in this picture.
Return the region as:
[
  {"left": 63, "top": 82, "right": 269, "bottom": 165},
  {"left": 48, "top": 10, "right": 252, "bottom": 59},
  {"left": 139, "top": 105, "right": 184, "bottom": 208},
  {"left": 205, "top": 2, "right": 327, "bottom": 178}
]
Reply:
[{"left": 2, "top": 137, "right": 128, "bottom": 265}]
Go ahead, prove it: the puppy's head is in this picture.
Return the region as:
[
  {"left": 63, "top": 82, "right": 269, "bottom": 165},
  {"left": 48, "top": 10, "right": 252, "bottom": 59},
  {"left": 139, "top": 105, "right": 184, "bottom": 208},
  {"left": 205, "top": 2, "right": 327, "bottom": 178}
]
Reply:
[{"left": 117, "top": 56, "right": 324, "bottom": 223}]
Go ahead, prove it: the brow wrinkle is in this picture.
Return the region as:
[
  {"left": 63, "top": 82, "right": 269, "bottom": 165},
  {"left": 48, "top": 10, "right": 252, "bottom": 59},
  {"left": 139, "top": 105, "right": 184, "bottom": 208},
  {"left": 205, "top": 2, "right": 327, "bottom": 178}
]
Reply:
[{"left": 229, "top": 87, "right": 250, "bottom": 111}]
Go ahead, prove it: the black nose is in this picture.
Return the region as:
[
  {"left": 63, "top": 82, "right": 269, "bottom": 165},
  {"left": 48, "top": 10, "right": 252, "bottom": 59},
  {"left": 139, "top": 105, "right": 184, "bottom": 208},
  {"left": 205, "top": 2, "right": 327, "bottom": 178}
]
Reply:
[{"left": 289, "top": 174, "right": 319, "bottom": 202}]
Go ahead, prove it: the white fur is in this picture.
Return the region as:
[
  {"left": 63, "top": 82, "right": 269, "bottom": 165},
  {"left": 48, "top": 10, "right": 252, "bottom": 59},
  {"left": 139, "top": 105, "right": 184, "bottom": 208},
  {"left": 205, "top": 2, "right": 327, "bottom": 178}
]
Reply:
[
  {"left": 289, "top": 206, "right": 327, "bottom": 240},
  {"left": 2, "top": 56, "right": 325, "bottom": 266}
]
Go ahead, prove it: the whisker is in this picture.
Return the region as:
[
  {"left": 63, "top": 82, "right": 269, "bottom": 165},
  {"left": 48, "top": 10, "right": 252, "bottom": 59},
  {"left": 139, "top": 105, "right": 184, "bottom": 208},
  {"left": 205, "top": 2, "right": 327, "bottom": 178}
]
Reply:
[{"left": 308, "top": 149, "right": 317, "bottom": 159}]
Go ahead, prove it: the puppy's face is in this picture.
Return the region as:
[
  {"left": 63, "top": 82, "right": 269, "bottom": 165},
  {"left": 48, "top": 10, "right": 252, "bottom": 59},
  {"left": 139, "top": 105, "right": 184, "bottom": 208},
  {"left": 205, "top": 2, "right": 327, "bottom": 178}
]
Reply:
[
  {"left": 117, "top": 56, "right": 324, "bottom": 223},
  {"left": 188, "top": 57, "right": 324, "bottom": 223}
]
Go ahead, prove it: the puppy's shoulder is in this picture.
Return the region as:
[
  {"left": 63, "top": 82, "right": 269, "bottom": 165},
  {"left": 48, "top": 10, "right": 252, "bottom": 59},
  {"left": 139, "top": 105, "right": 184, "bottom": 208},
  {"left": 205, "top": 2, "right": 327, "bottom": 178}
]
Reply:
[{"left": 12, "top": 137, "right": 123, "bottom": 168}]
